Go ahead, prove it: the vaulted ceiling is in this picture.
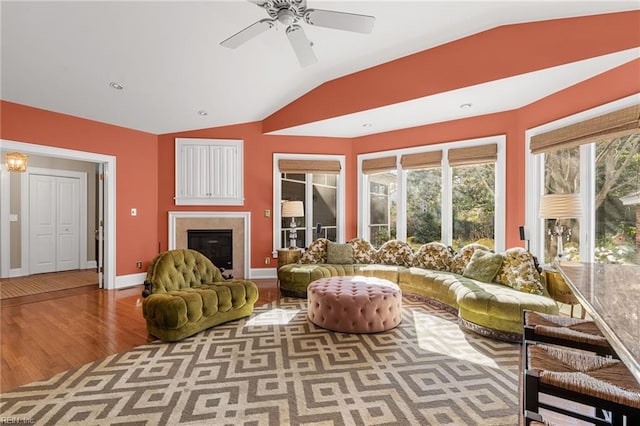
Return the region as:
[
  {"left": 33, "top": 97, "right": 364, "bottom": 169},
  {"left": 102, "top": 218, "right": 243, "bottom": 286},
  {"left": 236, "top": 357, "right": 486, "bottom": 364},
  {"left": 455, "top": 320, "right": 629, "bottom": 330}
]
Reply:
[{"left": 1, "top": 1, "right": 638, "bottom": 137}]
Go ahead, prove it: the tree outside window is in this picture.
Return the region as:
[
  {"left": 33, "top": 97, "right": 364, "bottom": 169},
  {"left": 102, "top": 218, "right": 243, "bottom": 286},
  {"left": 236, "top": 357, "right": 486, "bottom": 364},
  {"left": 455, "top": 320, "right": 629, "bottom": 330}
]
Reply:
[
  {"left": 542, "top": 133, "right": 639, "bottom": 265},
  {"left": 406, "top": 168, "right": 441, "bottom": 248},
  {"left": 451, "top": 163, "right": 495, "bottom": 251}
]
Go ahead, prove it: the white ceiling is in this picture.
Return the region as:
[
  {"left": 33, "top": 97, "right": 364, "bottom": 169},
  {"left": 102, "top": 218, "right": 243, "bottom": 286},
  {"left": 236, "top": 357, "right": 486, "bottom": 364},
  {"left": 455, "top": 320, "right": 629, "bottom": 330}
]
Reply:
[{"left": 1, "top": 1, "right": 639, "bottom": 137}]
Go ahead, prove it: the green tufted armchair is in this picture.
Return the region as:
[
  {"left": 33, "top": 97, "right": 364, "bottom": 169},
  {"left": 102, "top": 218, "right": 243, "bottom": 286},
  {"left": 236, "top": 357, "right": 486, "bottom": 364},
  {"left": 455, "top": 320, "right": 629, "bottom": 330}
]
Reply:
[{"left": 142, "top": 249, "right": 259, "bottom": 342}]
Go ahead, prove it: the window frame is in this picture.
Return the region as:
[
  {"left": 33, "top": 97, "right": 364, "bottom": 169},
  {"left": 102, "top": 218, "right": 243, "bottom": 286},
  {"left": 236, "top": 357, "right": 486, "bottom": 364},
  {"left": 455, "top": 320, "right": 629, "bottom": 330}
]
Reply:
[
  {"left": 525, "top": 93, "right": 639, "bottom": 265},
  {"left": 273, "top": 153, "right": 346, "bottom": 252},
  {"left": 358, "top": 135, "right": 506, "bottom": 251}
]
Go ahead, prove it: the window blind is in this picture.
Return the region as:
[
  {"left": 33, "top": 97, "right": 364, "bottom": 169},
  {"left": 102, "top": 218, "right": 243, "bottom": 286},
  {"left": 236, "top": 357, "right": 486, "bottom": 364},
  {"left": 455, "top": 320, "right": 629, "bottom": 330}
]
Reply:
[
  {"left": 361, "top": 156, "right": 397, "bottom": 174},
  {"left": 400, "top": 151, "right": 442, "bottom": 170},
  {"left": 278, "top": 159, "right": 341, "bottom": 174},
  {"left": 448, "top": 144, "right": 497, "bottom": 167},
  {"left": 530, "top": 104, "right": 640, "bottom": 154}
]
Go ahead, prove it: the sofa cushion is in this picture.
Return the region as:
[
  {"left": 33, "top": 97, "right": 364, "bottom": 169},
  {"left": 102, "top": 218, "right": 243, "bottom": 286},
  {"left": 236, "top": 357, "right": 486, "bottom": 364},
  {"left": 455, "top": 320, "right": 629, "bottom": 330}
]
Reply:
[
  {"left": 377, "top": 240, "right": 414, "bottom": 266},
  {"left": 348, "top": 238, "right": 378, "bottom": 264},
  {"left": 463, "top": 250, "right": 503, "bottom": 283},
  {"left": 495, "top": 247, "right": 544, "bottom": 295},
  {"left": 299, "top": 238, "right": 330, "bottom": 264},
  {"left": 450, "top": 243, "right": 492, "bottom": 275},
  {"left": 412, "top": 242, "right": 452, "bottom": 271},
  {"left": 326, "top": 242, "right": 354, "bottom": 264}
]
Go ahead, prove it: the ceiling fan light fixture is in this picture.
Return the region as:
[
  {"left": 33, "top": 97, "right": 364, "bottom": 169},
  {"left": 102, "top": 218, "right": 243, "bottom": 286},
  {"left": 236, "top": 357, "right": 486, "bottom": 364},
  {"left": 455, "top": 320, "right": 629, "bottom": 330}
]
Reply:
[{"left": 277, "top": 9, "right": 296, "bottom": 26}]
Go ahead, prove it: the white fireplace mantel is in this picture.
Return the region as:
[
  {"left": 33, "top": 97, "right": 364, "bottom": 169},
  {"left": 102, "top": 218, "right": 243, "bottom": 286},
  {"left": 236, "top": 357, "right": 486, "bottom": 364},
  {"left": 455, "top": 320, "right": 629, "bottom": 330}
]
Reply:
[{"left": 168, "top": 211, "right": 250, "bottom": 278}]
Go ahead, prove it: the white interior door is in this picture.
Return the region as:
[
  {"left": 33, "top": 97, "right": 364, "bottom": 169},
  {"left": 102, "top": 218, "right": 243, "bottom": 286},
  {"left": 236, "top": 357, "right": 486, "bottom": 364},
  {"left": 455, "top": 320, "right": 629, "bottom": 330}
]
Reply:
[
  {"left": 29, "top": 175, "right": 56, "bottom": 274},
  {"left": 29, "top": 174, "right": 80, "bottom": 274},
  {"left": 55, "top": 176, "right": 80, "bottom": 271}
]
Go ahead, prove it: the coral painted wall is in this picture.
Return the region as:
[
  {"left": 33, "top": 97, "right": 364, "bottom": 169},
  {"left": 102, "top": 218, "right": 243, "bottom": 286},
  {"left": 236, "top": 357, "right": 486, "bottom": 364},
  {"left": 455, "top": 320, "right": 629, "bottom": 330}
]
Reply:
[
  {"left": 1, "top": 12, "right": 638, "bottom": 279},
  {"left": 349, "top": 59, "right": 640, "bottom": 248},
  {"left": 157, "top": 123, "right": 353, "bottom": 270},
  {"left": 0, "top": 101, "right": 159, "bottom": 276}
]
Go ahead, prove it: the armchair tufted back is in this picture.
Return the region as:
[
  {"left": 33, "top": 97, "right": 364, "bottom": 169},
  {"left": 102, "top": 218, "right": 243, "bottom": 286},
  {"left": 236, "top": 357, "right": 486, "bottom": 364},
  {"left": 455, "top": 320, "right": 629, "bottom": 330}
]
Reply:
[{"left": 146, "top": 249, "right": 224, "bottom": 293}]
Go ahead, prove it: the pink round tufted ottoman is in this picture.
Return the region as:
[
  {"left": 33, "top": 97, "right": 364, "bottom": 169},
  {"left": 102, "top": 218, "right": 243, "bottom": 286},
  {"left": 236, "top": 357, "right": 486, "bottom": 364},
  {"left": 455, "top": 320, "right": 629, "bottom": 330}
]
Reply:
[{"left": 307, "top": 276, "right": 402, "bottom": 333}]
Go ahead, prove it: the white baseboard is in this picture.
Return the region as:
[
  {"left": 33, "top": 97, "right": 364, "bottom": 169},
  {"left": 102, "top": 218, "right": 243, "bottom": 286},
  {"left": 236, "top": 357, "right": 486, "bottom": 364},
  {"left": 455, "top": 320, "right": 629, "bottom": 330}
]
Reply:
[
  {"left": 114, "top": 272, "right": 146, "bottom": 289},
  {"left": 249, "top": 268, "right": 277, "bottom": 279},
  {"left": 9, "top": 268, "right": 24, "bottom": 278},
  {"left": 86, "top": 260, "right": 97, "bottom": 269}
]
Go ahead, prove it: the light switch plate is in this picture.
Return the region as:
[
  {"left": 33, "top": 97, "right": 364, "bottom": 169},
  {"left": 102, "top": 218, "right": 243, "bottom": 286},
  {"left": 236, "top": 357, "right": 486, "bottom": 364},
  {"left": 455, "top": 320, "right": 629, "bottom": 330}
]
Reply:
[{"left": 131, "top": 208, "right": 137, "bottom": 216}]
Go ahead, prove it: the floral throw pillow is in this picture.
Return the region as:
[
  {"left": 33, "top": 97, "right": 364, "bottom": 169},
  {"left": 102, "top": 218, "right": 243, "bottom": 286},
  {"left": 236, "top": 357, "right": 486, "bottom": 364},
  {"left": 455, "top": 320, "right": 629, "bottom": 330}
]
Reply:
[
  {"left": 347, "top": 238, "right": 378, "bottom": 264},
  {"left": 450, "top": 243, "right": 491, "bottom": 275},
  {"left": 377, "top": 240, "right": 414, "bottom": 266},
  {"left": 494, "top": 247, "right": 544, "bottom": 295},
  {"left": 412, "top": 242, "right": 453, "bottom": 271},
  {"left": 299, "top": 238, "right": 329, "bottom": 264}
]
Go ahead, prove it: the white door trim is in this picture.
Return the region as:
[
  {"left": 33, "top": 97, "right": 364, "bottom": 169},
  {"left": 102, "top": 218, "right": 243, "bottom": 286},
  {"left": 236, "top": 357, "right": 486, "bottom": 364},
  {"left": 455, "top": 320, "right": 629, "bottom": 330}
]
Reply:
[
  {"left": 22, "top": 167, "right": 87, "bottom": 274},
  {"left": 0, "top": 139, "right": 116, "bottom": 289}
]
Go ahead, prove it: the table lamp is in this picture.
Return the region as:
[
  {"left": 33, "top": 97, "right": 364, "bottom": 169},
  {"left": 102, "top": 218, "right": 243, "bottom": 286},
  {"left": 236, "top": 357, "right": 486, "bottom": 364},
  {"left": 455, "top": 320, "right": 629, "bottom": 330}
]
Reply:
[
  {"left": 538, "top": 193, "right": 582, "bottom": 261},
  {"left": 282, "top": 200, "right": 304, "bottom": 248}
]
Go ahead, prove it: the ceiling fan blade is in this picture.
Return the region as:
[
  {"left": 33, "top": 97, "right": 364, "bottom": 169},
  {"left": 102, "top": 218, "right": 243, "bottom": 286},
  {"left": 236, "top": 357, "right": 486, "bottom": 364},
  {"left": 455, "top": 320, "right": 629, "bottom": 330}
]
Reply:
[
  {"left": 304, "top": 9, "right": 375, "bottom": 34},
  {"left": 220, "top": 19, "right": 275, "bottom": 49},
  {"left": 286, "top": 25, "right": 317, "bottom": 67}
]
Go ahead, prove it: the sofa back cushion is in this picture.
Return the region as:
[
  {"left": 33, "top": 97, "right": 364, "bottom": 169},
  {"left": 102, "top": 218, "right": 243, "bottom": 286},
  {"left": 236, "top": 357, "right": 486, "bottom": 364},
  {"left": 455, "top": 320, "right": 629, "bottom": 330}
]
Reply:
[
  {"left": 494, "top": 247, "right": 544, "bottom": 295},
  {"left": 412, "top": 242, "right": 452, "bottom": 271},
  {"left": 299, "top": 238, "right": 330, "bottom": 264},
  {"left": 463, "top": 250, "right": 504, "bottom": 283},
  {"left": 377, "top": 240, "right": 414, "bottom": 266},
  {"left": 450, "top": 243, "right": 492, "bottom": 275},
  {"left": 348, "top": 238, "right": 378, "bottom": 264},
  {"left": 147, "top": 249, "right": 223, "bottom": 293},
  {"left": 326, "top": 241, "right": 354, "bottom": 264}
]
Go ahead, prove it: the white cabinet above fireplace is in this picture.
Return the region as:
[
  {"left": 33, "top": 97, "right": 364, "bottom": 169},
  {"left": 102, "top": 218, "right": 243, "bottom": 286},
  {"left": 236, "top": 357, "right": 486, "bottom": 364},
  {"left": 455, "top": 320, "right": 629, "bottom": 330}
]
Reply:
[{"left": 175, "top": 138, "right": 244, "bottom": 205}]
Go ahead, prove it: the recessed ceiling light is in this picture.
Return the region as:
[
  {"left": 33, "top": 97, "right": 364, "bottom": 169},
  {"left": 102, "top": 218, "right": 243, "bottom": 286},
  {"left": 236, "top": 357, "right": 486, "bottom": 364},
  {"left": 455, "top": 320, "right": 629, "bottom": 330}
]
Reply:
[
  {"left": 460, "top": 103, "right": 472, "bottom": 109},
  {"left": 109, "top": 82, "right": 124, "bottom": 90},
  {"left": 362, "top": 123, "right": 372, "bottom": 128},
  {"left": 197, "top": 110, "right": 208, "bottom": 116}
]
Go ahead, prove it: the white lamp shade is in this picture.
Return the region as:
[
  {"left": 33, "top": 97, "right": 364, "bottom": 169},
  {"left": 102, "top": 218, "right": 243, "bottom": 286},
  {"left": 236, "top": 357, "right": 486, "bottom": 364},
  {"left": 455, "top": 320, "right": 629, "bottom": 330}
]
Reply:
[
  {"left": 539, "top": 193, "right": 583, "bottom": 219},
  {"left": 282, "top": 200, "right": 304, "bottom": 218}
]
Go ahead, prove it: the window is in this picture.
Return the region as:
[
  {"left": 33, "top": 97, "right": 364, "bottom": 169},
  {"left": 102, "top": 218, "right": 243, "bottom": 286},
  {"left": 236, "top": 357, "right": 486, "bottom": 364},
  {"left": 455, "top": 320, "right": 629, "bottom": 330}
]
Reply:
[
  {"left": 362, "top": 156, "right": 397, "bottom": 247},
  {"left": 528, "top": 99, "right": 640, "bottom": 265},
  {"left": 402, "top": 151, "right": 443, "bottom": 248},
  {"left": 274, "top": 155, "right": 345, "bottom": 250},
  {"left": 359, "top": 137, "right": 505, "bottom": 251},
  {"left": 451, "top": 163, "right": 495, "bottom": 251},
  {"left": 368, "top": 171, "right": 397, "bottom": 246}
]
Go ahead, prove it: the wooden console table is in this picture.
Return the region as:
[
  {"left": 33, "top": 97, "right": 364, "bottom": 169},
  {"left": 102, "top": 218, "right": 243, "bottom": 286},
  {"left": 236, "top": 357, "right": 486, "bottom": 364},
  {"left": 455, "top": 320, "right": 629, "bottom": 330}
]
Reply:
[{"left": 555, "top": 261, "right": 640, "bottom": 384}]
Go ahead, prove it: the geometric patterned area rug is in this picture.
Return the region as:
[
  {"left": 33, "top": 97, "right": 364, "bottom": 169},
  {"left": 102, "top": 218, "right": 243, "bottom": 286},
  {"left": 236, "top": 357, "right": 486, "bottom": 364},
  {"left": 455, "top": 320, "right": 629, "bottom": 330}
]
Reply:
[{"left": 0, "top": 297, "right": 520, "bottom": 425}]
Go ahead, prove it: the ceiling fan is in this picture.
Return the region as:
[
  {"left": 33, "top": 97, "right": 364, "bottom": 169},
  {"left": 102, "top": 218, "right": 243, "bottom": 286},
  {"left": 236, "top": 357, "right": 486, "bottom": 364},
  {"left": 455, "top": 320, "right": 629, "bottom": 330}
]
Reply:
[{"left": 221, "top": 0, "right": 375, "bottom": 67}]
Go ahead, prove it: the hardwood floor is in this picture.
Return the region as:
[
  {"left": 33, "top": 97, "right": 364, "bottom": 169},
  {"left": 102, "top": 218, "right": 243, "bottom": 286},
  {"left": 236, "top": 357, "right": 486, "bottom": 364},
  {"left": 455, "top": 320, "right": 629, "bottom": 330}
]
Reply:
[{"left": 0, "top": 278, "right": 279, "bottom": 392}]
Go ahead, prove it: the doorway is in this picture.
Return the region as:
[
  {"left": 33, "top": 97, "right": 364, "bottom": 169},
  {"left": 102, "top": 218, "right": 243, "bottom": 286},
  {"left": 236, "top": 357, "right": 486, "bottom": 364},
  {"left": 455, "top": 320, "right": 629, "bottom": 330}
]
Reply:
[{"left": 0, "top": 139, "right": 116, "bottom": 289}]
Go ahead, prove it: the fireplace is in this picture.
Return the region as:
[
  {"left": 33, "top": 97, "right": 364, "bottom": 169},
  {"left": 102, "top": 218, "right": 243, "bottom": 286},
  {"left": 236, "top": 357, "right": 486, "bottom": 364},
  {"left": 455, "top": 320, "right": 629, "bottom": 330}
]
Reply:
[
  {"left": 187, "top": 229, "right": 233, "bottom": 271},
  {"left": 169, "top": 212, "right": 249, "bottom": 279}
]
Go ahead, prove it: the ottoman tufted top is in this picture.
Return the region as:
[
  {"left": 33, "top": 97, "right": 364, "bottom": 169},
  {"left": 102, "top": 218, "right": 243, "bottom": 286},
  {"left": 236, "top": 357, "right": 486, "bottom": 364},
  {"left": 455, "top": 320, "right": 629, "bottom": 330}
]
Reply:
[{"left": 307, "top": 276, "right": 402, "bottom": 333}]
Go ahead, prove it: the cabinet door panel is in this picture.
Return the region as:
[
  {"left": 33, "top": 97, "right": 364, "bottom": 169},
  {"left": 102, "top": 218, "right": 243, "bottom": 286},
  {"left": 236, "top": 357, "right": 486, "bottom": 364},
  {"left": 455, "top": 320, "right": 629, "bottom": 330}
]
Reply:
[{"left": 175, "top": 138, "right": 244, "bottom": 205}]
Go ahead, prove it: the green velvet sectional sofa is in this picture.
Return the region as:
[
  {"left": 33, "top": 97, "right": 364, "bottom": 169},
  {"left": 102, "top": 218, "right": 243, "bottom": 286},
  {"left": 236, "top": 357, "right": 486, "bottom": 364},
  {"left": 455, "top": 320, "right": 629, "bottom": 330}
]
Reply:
[
  {"left": 142, "top": 249, "right": 259, "bottom": 342},
  {"left": 278, "top": 239, "right": 559, "bottom": 342}
]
